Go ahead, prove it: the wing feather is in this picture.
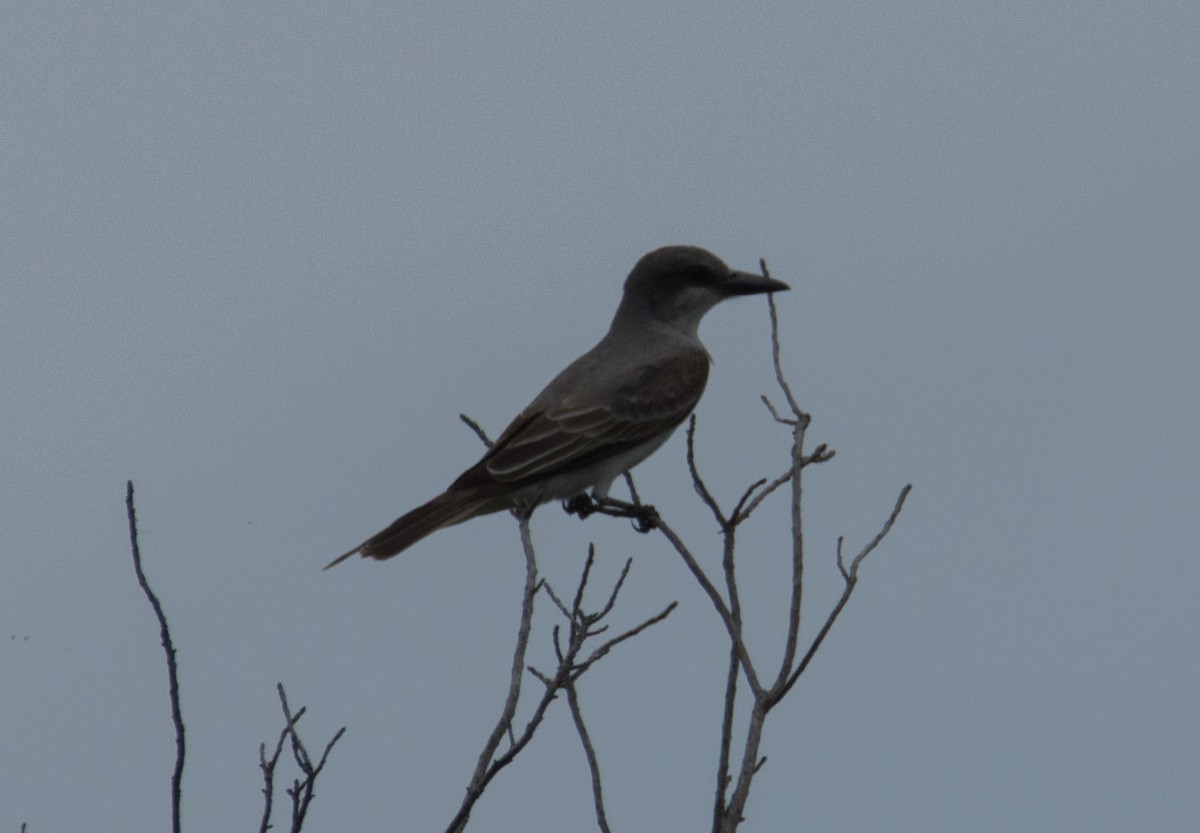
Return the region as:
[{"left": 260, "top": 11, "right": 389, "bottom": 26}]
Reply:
[{"left": 464, "top": 347, "right": 710, "bottom": 486}]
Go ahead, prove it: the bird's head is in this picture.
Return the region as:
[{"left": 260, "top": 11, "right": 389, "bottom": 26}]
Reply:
[{"left": 618, "top": 245, "right": 790, "bottom": 336}]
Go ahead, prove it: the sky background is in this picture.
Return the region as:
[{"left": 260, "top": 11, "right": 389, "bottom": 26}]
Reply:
[{"left": 3, "top": 2, "right": 1198, "bottom": 831}]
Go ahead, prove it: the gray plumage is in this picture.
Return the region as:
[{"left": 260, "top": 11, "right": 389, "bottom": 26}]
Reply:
[{"left": 327, "top": 245, "right": 787, "bottom": 567}]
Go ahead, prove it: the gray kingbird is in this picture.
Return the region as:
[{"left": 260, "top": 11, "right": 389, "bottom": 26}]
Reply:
[{"left": 328, "top": 245, "right": 788, "bottom": 567}]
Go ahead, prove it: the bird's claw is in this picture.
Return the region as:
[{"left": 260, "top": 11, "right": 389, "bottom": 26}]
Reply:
[
  {"left": 629, "top": 506, "right": 659, "bottom": 533},
  {"left": 563, "top": 494, "right": 597, "bottom": 519},
  {"left": 562, "top": 495, "right": 659, "bottom": 533}
]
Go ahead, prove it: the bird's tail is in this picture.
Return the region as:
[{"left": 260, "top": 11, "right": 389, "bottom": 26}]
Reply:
[{"left": 325, "top": 489, "right": 491, "bottom": 569}]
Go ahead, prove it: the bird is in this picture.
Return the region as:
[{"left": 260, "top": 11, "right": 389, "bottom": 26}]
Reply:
[{"left": 327, "top": 245, "right": 788, "bottom": 568}]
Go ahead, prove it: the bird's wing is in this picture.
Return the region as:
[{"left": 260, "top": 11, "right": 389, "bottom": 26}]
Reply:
[{"left": 453, "top": 346, "right": 710, "bottom": 488}]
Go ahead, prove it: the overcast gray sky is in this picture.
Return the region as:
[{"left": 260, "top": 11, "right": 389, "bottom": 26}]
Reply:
[{"left": 3, "top": 2, "right": 1198, "bottom": 831}]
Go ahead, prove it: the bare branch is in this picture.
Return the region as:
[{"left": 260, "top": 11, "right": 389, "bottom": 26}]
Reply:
[
  {"left": 313, "top": 726, "right": 347, "bottom": 777},
  {"left": 277, "top": 687, "right": 312, "bottom": 773},
  {"left": 653, "top": 517, "right": 762, "bottom": 696},
  {"left": 276, "top": 683, "right": 347, "bottom": 833},
  {"left": 773, "top": 485, "right": 912, "bottom": 706},
  {"left": 622, "top": 471, "right": 643, "bottom": 505},
  {"left": 803, "top": 444, "right": 835, "bottom": 466},
  {"left": 541, "top": 579, "right": 573, "bottom": 620},
  {"left": 571, "top": 544, "right": 598, "bottom": 622},
  {"left": 594, "top": 557, "right": 634, "bottom": 621},
  {"left": 712, "top": 646, "right": 739, "bottom": 830},
  {"left": 686, "top": 415, "right": 728, "bottom": 527},
  {"left": 125, "top": 481, "right": 185, "bottom": 833},
  {"left": 449, "top": 534, "right": 677, "bottom": 832},
  {"left": 258, "top": 705, "right": 305, "bottom": 833},
  {"left": 734, "top": 467, "right": 791, "bottom": 523},
  {"left": 732, "top": 450, "right": 833, "bottom": 526},
  {"left": 567, "top": 682, "right": 612, "bottom": 833},
  {"left": 765, "top": 281, "right": 804, "bottom": 420},
  {"left": 574, "top": 602, "right": 678, "bottom": 677},
  {"left": 759, "top": 393, "right": 793, "bottom": 425},
  {"left": 458, "top": 413, "right": 494, "bottom": 449},
  {"left": 448, "top": 510, "right": 539, "bottom": 833},
  {"left": 720, "top": 701, "right": 768, "bottom": 831},
  {"left": 770, "top": 413, "right": 808, "bottom": 695},
  {"left": 730, "top": 477, "right": 768, "bottom": 522},
  {"left": 719, "top": 529, "right": 744, "bottom": 677},
  {"left": 551, "top": 623, "right": 567, "bottom": 664},
  {"left": 712, "top": 449, "right": 827, "bottom": 530},
  {"left": 708, "top": 288, "right": 915, "bottom": 830},
  {"left": 846, "top": 485, "right": 912, "bottom": 579}
]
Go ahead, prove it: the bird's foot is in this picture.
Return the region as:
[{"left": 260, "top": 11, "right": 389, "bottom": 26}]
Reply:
[
  {"left": 563, "top": 494, "right": 598, "bottom": 519},
  {"left": 562, "top": 494, "right": 659, "bottom": 533}
]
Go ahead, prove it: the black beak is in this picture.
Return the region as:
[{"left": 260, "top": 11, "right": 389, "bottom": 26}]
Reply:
[{"left": 722, "top": 270, "right": 790, "bottom": 296}]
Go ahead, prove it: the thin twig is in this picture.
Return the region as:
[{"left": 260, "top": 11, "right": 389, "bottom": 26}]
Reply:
[
  {"left": 622, "top": 471, "right": 642, "bottom": 505},
  {"left": 459, "top": 413, "right": 494, "bottom": 449},
  {"left": 126, "top": 481, "right": 185, "bottom": 833},
  {"left": 686, "top": 416, "right": 728, "bottom": 527},
  {"left": 734, "top": 467, "right": 793, "bottom": 522},
  {"left": 775, "top": 288, "right": 813, "bottom": 684},
  {"left": 277, "top": 684, "right": 347, "bottom": 833},
  {"left": 772, "top": 484, "right": 912, "bottom": 706},
  {"left": 721, "top": 528, "right": 742, "bottom": 626},
  {"left": 594, "top": 557, "right": 633, "bottom": 621},
  {"left": 557, "top": 558, "right": 676, "bottom": 831},
  {"left": 448, "top": 534, "right": 677, "bottom": 832},
  {"left": 713, "top": 519, "right": 744, "bottom": 830},
  {"left": 258, "top": 705, "right": 305, "bottom": 833},
  {"left": 759, "top": 394, "right": 792, "bottom": 425},
  {"left": 720, "top": 700, "right": 768, "bottom": 832},
  {"left": 846, "top": 484, "right": 912, "bottom": 579},
  {"left": 712, "top": 644, "right": 740, "bottom": 831},
  {"left": 572, "top": 545, "right": 598, "bottom": 621},
  {"left": 764, "top": 272, "right": 803, "bottom": 418},
  {"left": 541, "top": 579, "right": 573, "bottom": 620},
  {"left": 713, "top": 286, "right": 913, "bottom": 831},
  {"left": 567, "top": 681, "right": 612, "bottom": 833},
  {"left": 446, "top": 510, "right": 539, "bottom": 833},
  {"left": 574, "top": 602, "right": 678, "bottom": 676},
  {"left": 730, "top": 477, "right": 768, "bottom": 522},
  {"left": 769, "top": 412, "right": 808, "bottom": 695},
  {"left": 653, "top": 517, "right": 762, "bottom": 696}
]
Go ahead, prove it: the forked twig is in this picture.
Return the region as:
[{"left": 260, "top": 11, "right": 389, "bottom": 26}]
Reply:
[
  {"left": 258, "top": 703, "right": 304, "bottom": 833},
  {"left": 275, "top": 684, "right": 347, "bottom": 833},
  {"left": 446, "top": 533, "right": 675, "bottom": 833},
  {"left": 650, "top": 271, "right": 911, "bottom": 832},
  {"left": 447, "top": 510, "right": 539, "bottom": 833}
]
